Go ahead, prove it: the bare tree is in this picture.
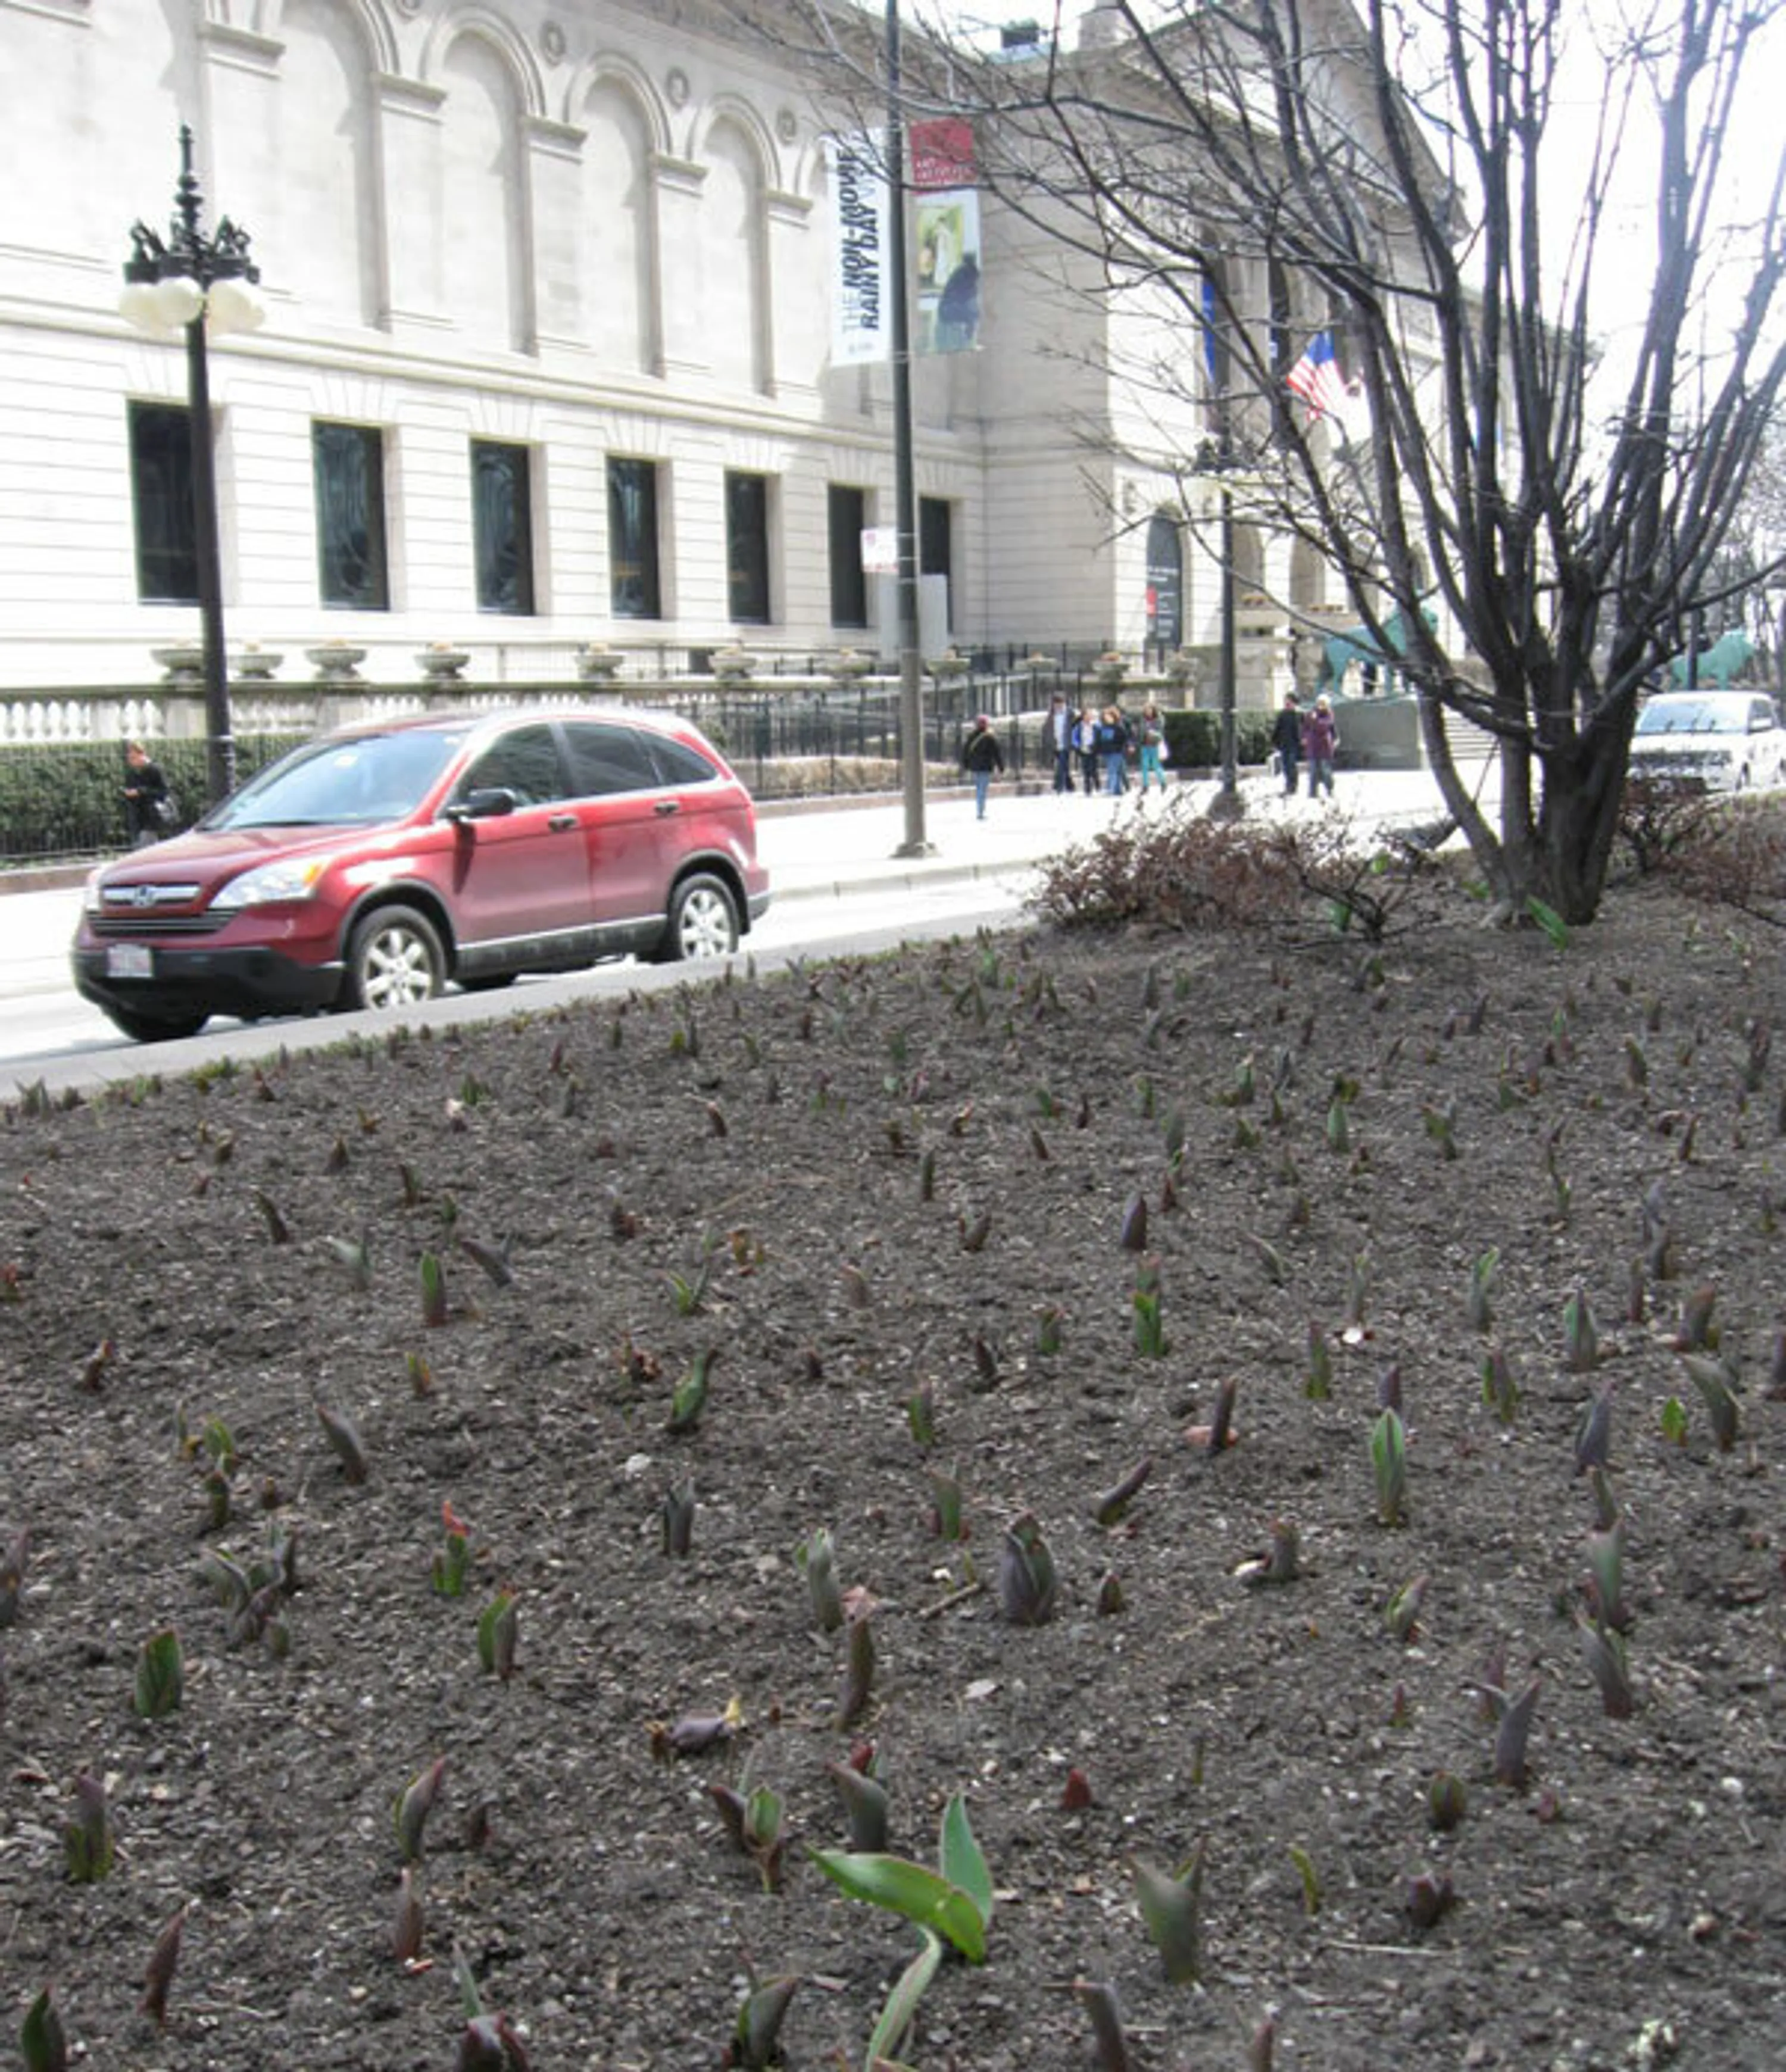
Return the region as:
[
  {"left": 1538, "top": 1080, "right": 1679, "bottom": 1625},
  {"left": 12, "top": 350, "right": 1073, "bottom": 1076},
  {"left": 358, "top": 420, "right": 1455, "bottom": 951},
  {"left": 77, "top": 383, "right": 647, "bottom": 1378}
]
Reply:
[
  {"left": 1718, "top": 417, "right": 1786, "bottom": 689},
  {"left": 782, "top": 0, "right": 1786, "bottom": 920}
]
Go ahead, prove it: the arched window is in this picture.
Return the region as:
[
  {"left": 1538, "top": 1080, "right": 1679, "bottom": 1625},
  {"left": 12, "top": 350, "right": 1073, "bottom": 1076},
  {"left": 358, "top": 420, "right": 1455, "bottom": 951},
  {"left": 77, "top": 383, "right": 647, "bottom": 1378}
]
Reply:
[
  {"left": 582, "top": 80, "right": 655, "bottom": 372},
  {"left": 276, "top": 0, "right": 380, "bottom": 326},
  {"left": 442, "top": 35, "right": 528, "bottom": 352},
  {"left": 1198, "top": 258, "right": 1232, "bottom": 400},
  {"left": 702, "top": 118, "right": 767, "bottom": 394}
]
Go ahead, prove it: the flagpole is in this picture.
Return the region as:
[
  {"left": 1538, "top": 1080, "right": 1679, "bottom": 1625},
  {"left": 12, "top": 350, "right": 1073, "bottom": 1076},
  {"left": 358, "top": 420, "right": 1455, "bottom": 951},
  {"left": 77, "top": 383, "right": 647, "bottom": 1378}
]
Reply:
[{"left": 887, "top": 0, "right": 932, "bottom": 857}]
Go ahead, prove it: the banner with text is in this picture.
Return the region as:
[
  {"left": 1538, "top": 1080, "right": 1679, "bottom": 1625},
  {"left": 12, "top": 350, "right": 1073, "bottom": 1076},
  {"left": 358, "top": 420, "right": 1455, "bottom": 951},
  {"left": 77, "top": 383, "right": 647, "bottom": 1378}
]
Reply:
[
  {"left": 910, "top": 119, "right": 982, "bottom": 356},
  {"left": 910, "top": 117, "right": 976, "bottom": 192},
  {"left": 826, "top": 136, "right": 891, "bottom": 367}
]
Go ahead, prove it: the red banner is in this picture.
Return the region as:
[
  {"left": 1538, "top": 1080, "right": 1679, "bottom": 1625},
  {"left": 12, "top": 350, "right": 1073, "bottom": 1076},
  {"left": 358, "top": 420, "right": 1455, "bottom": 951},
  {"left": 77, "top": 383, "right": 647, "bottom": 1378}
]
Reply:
[{"left": 910, "top": 118, "right": 976, "bottom": 192}]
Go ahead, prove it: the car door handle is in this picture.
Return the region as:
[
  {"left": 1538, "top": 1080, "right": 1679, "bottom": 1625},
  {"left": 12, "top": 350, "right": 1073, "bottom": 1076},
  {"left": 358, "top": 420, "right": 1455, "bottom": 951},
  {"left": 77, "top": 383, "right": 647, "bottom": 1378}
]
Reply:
[
  {"left": 654, "top": 799, "right": 680, "bottom": 816},
  {"left": 548, "top": 813, "right": 579, "bottom": 832}
]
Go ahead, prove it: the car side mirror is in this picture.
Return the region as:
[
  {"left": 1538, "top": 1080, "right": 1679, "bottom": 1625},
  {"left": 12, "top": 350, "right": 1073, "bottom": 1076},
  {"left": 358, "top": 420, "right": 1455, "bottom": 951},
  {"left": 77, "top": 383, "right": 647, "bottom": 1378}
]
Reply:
[{"left": 448, "top": 787, "right": 519, "bottom": 824}]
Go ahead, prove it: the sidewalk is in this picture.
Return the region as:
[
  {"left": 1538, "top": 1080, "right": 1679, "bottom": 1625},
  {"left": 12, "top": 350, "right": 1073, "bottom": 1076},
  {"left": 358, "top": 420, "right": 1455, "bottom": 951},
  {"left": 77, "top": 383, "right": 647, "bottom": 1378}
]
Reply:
[
  {"left": 757, "top": 765, "right": 1464, "bottom": 901},
  {"left": 758, "top": 783, "right": 1111, "bottom": 900}
]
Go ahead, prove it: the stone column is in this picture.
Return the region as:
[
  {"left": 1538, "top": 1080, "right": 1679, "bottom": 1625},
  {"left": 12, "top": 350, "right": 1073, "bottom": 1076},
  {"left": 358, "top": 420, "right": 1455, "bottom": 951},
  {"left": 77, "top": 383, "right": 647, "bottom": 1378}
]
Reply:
[
  {"left": 376, "top": 74, "right": 449, "bottom": 340},
  {"left": 766, "top": 187, "right": 817, "bottom": 402},
  {"left": 524, "top": 116, "right": 587, "bottom": 351},
  {"left": 652, "top": 154, "right": 709, "bottom": 382}
]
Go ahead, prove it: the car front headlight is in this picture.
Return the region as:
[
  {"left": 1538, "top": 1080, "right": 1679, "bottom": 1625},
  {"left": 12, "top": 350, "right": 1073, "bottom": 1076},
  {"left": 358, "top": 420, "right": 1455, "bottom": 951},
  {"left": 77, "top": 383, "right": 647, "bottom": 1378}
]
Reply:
[{"left": 211, "top": 856, "right": 329, "bottom": 911}]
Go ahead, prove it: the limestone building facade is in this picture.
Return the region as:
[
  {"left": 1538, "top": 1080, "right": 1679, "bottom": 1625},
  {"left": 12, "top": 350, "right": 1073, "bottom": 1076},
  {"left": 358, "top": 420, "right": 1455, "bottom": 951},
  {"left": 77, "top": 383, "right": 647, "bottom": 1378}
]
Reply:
[{"left": 0, "top": 0, "right": 1320, "bottom": 690}]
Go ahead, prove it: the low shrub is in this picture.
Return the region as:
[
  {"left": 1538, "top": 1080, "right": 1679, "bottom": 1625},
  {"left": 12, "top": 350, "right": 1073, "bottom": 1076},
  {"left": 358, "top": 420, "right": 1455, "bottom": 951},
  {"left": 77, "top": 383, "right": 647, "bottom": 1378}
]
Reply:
[
  {"left": 0, "top": 735, "right": 302, "bottom": 862},
  {"left": 1161, "top": 708, "right": 1275, "bottom": 772},
  {"left": 1027, "top": 800, "right": 1306, "bottom": 931},
  {"left": 1615, "top": 777, "right": 1719, "bottom": 878},
  {"left": 749, "top": 756, "right": 958, "bottom": 801},
  {"left": 1027, "top": 796, "right": 1445, "bottom": 939},
  {"left": 1664, "top": 791, "right": 1786, "bottom": 925}
]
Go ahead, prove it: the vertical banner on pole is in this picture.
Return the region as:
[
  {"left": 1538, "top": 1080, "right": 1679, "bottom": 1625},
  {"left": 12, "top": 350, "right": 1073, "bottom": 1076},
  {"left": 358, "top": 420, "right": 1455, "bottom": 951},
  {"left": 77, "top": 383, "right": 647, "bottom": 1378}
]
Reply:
[
  {"left": 910, "top": 118, "right": 982, "bottom": 355},
  {"left": 826, "top": 136, "right": 892, "bottom": 367}
]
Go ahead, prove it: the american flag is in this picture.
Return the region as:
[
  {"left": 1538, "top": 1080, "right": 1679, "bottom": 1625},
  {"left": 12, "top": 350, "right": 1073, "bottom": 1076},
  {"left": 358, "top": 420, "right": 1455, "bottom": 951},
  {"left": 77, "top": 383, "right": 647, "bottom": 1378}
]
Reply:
[{"left": 1285, "top": 330, "right": 1354, "bottom": 421}]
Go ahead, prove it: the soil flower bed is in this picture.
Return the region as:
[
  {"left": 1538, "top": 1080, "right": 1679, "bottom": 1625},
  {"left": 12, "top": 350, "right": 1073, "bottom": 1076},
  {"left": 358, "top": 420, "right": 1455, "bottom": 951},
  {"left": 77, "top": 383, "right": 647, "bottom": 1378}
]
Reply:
[{"left": 1, "top": 879, "right": 1781, "bottom": 2070}]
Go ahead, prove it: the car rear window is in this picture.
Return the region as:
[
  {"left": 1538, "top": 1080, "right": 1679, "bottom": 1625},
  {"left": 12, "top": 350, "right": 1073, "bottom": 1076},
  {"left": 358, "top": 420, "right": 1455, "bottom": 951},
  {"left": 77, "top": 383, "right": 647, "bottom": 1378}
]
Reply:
[
  {"left": 561, "top": 722, "right": 662, "bottom": 797},
  {"left": 647, "top": 734, "right": 722, "bottom": 787}
]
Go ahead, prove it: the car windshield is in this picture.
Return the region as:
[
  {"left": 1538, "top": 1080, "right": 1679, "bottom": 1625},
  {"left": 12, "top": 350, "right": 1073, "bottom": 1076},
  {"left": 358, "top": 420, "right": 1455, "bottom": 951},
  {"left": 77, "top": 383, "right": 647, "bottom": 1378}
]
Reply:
[
  {"left": 1636, "top": 697, "right": 1749, "bottom": 738},
  {"left": 205, "top": 728, "right": 470, "bottom": 830}
]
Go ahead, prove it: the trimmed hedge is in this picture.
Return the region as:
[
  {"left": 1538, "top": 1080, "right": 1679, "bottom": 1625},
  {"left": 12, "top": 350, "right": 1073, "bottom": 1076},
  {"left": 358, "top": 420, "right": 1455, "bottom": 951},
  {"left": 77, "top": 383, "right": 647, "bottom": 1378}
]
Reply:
[
  {"left": 1161, "top": 708, "right": 1275, "bottom": 771},
  {"left": 0, "top": 736, "right": 304, "bottom": 863}
]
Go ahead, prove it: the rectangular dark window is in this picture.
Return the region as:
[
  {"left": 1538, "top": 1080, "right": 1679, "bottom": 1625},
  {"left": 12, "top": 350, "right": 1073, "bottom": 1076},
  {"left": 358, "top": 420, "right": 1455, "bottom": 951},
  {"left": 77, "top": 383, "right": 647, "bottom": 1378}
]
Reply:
[
  {"left": 313, "top": 421, "right": 389, "bottom": 610},
  {"left": 471, "top": 441, "right": 535, "bottom": 614},
  {"left": 129, "top": 402, "right": 198, "bottom": 604},
  {"left": 828, "top": 484, "right": 868, "bottom": 628},
  {"left": 725, "top": 470, "right": 772, "bottom": 625},
  {"left": 920, "top": 495, "right": 953, "bottom": 628},
  {"left": 607, "top": 457, "right": 661, "bottom": 619},
  {"left": 562, "top": 719, "right": 661, "bottom": 797}
]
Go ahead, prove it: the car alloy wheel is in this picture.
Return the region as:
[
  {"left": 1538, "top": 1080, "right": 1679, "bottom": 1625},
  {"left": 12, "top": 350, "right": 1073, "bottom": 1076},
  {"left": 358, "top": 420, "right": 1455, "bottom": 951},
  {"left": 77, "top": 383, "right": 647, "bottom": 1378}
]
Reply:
[
  {"left": 661, "top": 873, "right": 739, "bottom": 962},
  {"left": 346, "top": 905, "right": 446, "bottom": 1011}
]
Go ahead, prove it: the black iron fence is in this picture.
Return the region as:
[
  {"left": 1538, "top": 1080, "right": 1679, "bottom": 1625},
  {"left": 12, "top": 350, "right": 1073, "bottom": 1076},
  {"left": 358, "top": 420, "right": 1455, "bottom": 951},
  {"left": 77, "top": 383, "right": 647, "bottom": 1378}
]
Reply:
[{"left": 0, "top": 676, "right": 1074, "bottom": 866}]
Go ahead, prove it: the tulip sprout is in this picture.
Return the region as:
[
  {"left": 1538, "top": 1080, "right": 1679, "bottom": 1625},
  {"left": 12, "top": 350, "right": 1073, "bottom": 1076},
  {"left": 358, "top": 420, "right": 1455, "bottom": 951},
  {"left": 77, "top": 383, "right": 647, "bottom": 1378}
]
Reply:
[
  {"left": 811, "top": 1790, "right": 992, "bottom": 1962},
  {"left": 1132, "top": 1840, "right": 1206, "bottom": 1983},
  {"left": 1370, "top": 1408, "right": 1407, "bottom": 1527}
]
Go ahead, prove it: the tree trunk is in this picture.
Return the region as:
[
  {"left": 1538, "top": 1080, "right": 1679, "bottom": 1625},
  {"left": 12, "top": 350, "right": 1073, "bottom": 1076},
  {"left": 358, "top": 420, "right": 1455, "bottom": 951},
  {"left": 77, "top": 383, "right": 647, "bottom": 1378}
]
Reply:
[
  {"left": 1416, "top": 688, "right": 1516, "bottom": 905},
  {"left": 1536, "top": 719, "right": 1634, "bottom": 925}
]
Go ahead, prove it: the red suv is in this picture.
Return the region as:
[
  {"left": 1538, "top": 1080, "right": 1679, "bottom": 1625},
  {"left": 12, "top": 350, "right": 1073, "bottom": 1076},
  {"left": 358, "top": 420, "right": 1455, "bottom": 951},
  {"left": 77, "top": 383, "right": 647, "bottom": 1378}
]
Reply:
[{"left": 73, "top": 707, "right": 770, "bottom": 1041}]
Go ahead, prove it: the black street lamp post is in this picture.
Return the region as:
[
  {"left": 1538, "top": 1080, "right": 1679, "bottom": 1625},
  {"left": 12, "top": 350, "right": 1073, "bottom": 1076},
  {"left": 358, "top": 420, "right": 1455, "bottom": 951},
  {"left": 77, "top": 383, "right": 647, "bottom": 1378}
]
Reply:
[
  {"left": 121, "top": 127, "right": 262, "bottom": 807},
  {"left": 885, "top": 0, "right": 932, "bottom": 858}
]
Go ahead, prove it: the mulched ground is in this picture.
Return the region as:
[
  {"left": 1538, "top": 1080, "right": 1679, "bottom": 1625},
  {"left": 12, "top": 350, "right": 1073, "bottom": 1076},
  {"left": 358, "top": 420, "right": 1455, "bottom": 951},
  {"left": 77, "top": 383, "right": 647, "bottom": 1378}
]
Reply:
[{"left": 1, "top": 870, "right": 1781, "bottom": 2071}]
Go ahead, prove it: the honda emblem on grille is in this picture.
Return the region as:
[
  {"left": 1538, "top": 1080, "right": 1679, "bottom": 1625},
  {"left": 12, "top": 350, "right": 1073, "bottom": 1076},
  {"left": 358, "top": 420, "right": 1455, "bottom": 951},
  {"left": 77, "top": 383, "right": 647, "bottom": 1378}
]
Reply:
[{"left": 132, "top": 884, "right": 161, "bottom": 909}]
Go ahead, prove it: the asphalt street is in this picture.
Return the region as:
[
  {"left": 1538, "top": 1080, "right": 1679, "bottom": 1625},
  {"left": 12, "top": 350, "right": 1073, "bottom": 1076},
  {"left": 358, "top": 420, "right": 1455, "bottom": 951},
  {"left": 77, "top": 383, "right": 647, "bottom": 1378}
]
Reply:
[{"left": 0, "top": 767, "right": 1476, "bottom": 1099}]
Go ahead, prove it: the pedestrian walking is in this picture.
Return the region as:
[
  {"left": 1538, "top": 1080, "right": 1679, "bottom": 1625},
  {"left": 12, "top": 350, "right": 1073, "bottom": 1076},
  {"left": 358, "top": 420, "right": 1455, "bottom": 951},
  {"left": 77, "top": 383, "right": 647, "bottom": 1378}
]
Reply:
[
  {"left": 1075, "top": 704, "right": 1101, "bottom": 795},
  {"left": 122, "top": 739, "right": 174, "bottom": 847},
  {"left": 1047, "top": 693, "right": 1075, "bottom": 794},
  {"left": 1096, "top": 705, "right": 1132, "bottom": 795},
  {"left": 960, "top": 713, "right": 1006, "bottom": 819},
  {"left": 1270, "top": 691, "right": 1303, "bottom": 797},
  {"left": 1304, "top": 695, "right": 1339, "bottom": 800},
  {"left": 1136, "top": 702, "right": 1168, "bottom": 792}
]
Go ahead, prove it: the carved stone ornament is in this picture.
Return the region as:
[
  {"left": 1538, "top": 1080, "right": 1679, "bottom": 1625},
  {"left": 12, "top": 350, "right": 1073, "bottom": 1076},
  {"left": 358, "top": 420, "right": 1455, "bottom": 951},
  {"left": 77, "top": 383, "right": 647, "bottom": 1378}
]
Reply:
[
  {"left": 666, "top": 67, "right": 689, "bottom": 108},
  {"left": 776, "top": 107, "right": 798, "bottom": 144},
  {"left": 541, "top": 21, "right": 566, "bottom": 64}
]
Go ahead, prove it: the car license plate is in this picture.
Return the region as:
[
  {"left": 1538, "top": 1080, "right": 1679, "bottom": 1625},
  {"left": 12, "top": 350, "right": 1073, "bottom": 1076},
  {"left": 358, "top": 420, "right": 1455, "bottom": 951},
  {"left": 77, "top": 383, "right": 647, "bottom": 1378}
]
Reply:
[{"left": 106, "top": 944, "right": 154, "bottom": 979}]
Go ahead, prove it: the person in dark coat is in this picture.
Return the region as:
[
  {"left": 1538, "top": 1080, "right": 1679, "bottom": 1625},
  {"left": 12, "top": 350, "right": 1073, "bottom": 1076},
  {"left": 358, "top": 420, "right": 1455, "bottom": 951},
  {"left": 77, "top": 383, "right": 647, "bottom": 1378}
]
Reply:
[
  {"left": 1074, "top": 705, "right": 1100, "bottom": 794},
  {"left": 122, "top": 740, "right": 173, "bottom": 847},
  {"left": 1270, "top": 692, "right": 1303, "bottom": 797},
  {"left": 1095, "top": 706, "right": 1132, "bottom": 795},
  {"left": 1046, "top": 694, "right": 1075, "bottom": 794},
  {"left": 960, "top": 713, "right": 1006, "bottom": 819}
]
